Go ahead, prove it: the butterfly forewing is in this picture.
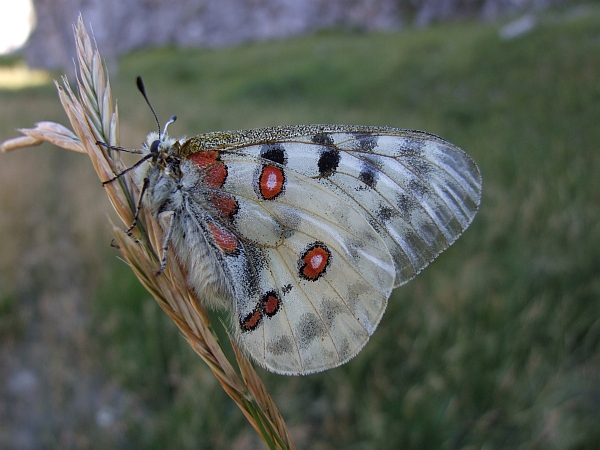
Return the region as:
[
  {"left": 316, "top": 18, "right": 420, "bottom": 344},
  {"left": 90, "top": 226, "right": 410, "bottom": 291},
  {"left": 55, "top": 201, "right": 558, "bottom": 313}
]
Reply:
[{"left": 196, "top": 125, "right": 482, "bottom": 287}]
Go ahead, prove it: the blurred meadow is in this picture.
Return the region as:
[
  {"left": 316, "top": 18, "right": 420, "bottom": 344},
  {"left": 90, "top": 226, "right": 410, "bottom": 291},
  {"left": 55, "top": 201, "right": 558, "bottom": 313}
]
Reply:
[{"left": 1, "top": 4, "right": 599, "bottom": 449}]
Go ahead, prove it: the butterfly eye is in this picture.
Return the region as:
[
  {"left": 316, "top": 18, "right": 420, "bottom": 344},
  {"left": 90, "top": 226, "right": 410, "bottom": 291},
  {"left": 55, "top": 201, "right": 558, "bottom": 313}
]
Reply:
[{"left": 150, "top": 140, "right": 161, "bottom": 154}]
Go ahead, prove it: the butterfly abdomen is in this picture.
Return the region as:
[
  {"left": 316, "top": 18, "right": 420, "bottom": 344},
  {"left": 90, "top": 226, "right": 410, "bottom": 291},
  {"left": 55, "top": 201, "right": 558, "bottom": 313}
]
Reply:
[{"left": 140, "top": 144, "right": 237, "bottom": 311}]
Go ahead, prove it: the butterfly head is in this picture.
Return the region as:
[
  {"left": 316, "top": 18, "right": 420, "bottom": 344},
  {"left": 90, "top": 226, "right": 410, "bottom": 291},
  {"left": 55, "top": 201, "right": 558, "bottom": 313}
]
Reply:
[
  {"left": 143, "top": 126, "right": 181, "bottom": 179},
  {"left": 99, "top": 78, "right": 183, "bottom": 186}
]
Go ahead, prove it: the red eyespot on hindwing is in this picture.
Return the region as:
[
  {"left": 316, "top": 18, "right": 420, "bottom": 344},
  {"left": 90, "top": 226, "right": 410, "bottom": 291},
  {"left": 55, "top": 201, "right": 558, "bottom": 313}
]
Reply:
[
  {"left": 299, "top": 242, "right": 331, "bottom": 281},
  {"left": 240, "top": 306, "right": 263, "bottom": 332},
  {"left": 261, "top": 290, "right": 281, "bottom": 317},
  {"left": 240, "top": 290, "right": 282, "bottom": 332}
]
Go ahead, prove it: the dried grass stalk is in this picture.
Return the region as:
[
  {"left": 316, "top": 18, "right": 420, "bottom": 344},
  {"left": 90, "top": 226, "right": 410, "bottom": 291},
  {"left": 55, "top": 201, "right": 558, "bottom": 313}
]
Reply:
[{"left": 1, "top": 14, "right": 295, "bottom": 450}]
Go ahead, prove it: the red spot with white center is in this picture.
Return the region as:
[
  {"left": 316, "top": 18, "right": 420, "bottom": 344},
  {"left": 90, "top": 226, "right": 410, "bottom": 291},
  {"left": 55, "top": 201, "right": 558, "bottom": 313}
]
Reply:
[
  {"left": 299, "top": 243, "right": 331, "bottom": 281},
  {"left": 258, "top": 165, "right": 285, "bottom": 200},
  {"left": 207, "top": 221, "right": 239, "bottom": 255}
]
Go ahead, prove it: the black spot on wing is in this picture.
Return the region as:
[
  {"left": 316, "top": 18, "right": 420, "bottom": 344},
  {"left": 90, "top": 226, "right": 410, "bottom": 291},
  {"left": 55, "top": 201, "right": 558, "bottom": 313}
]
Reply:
[
  {"left": 359, "top": 163, "right": 378, "bottom": 188},
  {"left": 310, "top": 133, "right": 340, "bottom": 177},
  {"left": 409, "top": 178, "right": 429, "bottom": 198},
  {"left": 312, "top": 133, "right": 334, "bottom": 145},
  {"left": 352, "top": 133, "right": 378, "bottom": 152},
  {"left": 320, "top": 298, "right": 345, "bottom": 329},
  {"left": 284, "top": 227, "right": 297, "bottom": 240},
  {"left": 237, "top": 244, "right": 266, "bottom": 300},
  {"left": 317, "top": 147, "right": 340, "bottom": 177},
  {"left": 281, "top": 283, "right": 293, "bottom": 295},
  {"left": 267, "top": 335, "right": 294, "bottom": 356},
  {"left": 396, "top": 138, "right": 425, "bottom": 157},
  {"left": 377, "top": 205, "right": 397, "bottom": 223},
  {"left": 406, "top": 156, "right": 431, "bottom": 177},
  {"left": 356, "top": 152, "right": 384, "bottom": 189},
  {"left": 396, "top": 193, "right": 419, "bottom": 219},
  {"left": 297, "top": 312, "right": 327, "bottom": 350},
  {"left": 260, "top": 143, "right": 287, "bottom": 165}
]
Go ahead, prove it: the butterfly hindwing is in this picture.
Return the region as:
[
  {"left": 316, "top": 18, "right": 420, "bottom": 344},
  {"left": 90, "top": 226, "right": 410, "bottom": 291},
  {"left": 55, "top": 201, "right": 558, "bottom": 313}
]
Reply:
[{"left": 182, "top": 150, "right": 396, "bottom": 374}]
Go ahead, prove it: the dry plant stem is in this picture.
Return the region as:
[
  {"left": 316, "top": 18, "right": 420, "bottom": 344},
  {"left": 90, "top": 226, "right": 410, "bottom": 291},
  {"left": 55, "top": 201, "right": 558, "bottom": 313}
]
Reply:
[{"left": 1, "top": 15, "right": 295, "bottom": 450}]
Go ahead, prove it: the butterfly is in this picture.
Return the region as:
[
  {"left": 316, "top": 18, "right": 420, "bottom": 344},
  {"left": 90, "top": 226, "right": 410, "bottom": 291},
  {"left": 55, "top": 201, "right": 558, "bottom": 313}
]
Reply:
[{"left": 104, "top": 78, "right": 482, "bottom": 375}]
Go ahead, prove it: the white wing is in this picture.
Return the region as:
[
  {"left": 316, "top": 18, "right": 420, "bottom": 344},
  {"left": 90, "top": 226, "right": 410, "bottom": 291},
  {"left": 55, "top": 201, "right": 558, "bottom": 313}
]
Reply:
[{"left": 178, "top": 125, "right": 481, "bottom": 374}]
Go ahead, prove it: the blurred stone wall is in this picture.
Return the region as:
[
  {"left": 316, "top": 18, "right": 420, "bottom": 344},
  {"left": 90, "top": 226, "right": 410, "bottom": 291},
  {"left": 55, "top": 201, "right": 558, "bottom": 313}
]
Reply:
[{"left": 24, "top": 0, "right": 562, "bottom": 71}]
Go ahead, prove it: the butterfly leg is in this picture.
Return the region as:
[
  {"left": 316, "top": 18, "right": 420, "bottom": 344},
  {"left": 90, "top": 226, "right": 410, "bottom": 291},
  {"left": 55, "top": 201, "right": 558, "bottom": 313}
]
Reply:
[
  {"left": 100, "top": 151, "right": 152, "bottom": 186},
  {"left": 125, "top": 177, "right": 149, "bottom": 236},
  {"left": 157, "top": 211, "right": 175, "bottom": 275}
]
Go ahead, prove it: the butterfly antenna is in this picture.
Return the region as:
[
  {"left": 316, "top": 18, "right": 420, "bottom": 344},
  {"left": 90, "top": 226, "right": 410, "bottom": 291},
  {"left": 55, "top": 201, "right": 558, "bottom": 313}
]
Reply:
[
  {"left": 136, "top": 76, "right": 161, "bottom": 137},
  {"left": 163, "top": 115, "right": 177, "bottom": 137},
  {"left": 136, "top": 77, "right": 177, "bottom": 139}
]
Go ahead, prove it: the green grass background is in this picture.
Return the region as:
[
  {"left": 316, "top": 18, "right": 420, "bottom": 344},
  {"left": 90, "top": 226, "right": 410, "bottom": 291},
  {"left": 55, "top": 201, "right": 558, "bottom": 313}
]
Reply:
[{"left": 1, "top": 4, "right": 599, "bottom": 449}]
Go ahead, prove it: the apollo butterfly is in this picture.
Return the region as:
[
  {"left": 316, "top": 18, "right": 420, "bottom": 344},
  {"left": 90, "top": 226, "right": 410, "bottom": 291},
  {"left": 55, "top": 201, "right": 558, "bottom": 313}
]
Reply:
[{"left": 103, "top": 78, "right": 482, "bottom": 375}]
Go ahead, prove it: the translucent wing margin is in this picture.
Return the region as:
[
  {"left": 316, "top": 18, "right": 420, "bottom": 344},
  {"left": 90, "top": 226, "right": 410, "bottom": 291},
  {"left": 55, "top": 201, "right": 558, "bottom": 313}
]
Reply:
[{"left": 321, "top": 130, "right": 481, "bottom": 286}]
